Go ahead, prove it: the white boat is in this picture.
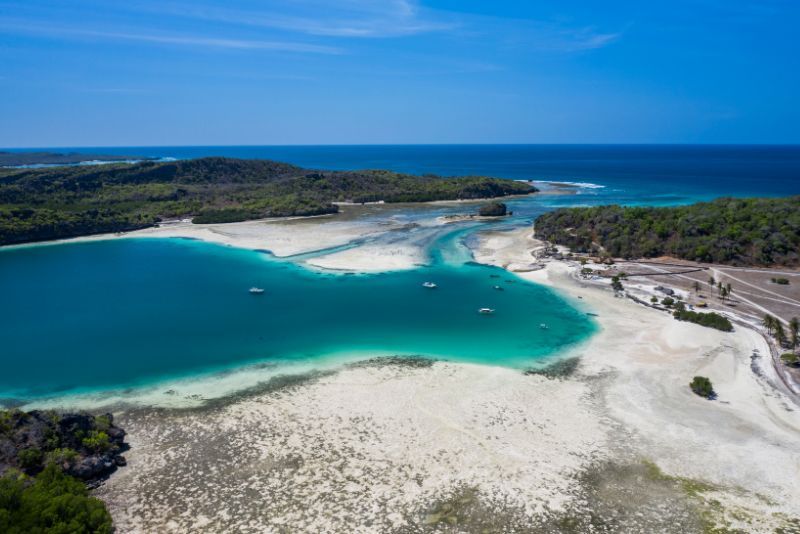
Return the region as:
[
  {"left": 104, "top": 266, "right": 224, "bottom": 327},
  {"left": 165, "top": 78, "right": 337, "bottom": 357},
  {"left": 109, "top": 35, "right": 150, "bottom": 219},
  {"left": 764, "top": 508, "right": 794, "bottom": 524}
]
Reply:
[
  {"left": 422, "top": 282, "right": 437, "bottom": 289},
  {"left": 493, "top": 285, "right": 504, "bottom": 291},
  {"left": 539, "top": 323, "right": 548, "bottom": 329},
  {"left": 249, "top": 287, "right": 265, "bottom": 294},
  {"left": 479, "top": 308, "right": 495, "bottom": 314}
]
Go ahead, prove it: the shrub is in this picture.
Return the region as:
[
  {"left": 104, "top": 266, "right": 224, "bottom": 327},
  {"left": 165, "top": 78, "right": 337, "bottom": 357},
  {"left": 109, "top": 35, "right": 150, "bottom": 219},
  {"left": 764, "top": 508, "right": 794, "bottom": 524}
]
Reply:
[
  {"left": 650, "top": 296, "right": 658, "bottom": 303},
  {"left": 771, "top": 277, "right": 790, "bottom": 285},
  {"left": 661, "top": 297, "right": 675, "bottom": 307},
  {"left": 673, "top": 310, "right": 733, "bottom": 332},
  {"left": 781, "top": 353, "right": 799, "bottom": 366},
  {"left": 611, "top": 276, "right": 624, "bottom": 292},
  {"left": 81, "top": 431, "right": 111, "bottom": 453},
  {"left": 690, "top": 376, "right": 715, "bottom": 399},
  {"left": 45, "top": 448, "right": 79, "bottom": 466},
  {"left": 94, "top": 415, "right": 111, "bottom": 432},
  {"left": 16, "top": 449, "right": 42, "bottom": 471}
]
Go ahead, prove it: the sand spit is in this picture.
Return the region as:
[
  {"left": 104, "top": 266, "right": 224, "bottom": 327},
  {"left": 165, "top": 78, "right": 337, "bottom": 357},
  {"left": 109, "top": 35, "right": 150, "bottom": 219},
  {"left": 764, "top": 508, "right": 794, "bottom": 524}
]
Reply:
[{"left": 11, "top": 204, "right": 452, "bottom": 273}]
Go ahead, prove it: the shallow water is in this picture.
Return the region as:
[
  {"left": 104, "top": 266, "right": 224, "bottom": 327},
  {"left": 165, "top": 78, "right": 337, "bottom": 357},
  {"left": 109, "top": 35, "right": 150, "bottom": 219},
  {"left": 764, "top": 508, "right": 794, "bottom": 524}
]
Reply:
[{"left": 0, "top": 236, "right": 594, "bottom": 400}]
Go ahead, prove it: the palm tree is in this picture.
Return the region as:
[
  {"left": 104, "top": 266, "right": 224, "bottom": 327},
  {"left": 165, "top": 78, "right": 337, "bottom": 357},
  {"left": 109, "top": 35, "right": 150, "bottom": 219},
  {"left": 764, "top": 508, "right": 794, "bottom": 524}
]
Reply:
[
  {"left": 708, "top": 276, "right": 715, "bottom": 290},
  {"left": 693, "top": 281, "right": 701, "bottom": 293},
  {"left": 763, "top": 314, "right": 775, "bottom": 335},
  {"left": 726, "top": 283, "right": 732, "bottom": 295},
  {"left": 720, "top": 287, "right": 728, "bottom": 301},
  {"left": 775, "top": 322, "right": 787, "bottom": 347},
  {"left": 790, "top": 317, "right": 799, "bottom": 352}
]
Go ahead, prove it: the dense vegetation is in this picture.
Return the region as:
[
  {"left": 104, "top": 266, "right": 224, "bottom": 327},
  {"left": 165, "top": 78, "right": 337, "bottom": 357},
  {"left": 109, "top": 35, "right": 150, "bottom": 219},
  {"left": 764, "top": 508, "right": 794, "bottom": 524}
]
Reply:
[
  {"left": 0, "top": 410, "right": 127, "bottom": 533},
  {"left": 535, "top": 197, "right": 800, "bottom": 266},
  {"left": 673, "top": 309, "right": 733, "bottom": 332},
  {"left": 690, "top": 376, "right": 715, "bottom": 399},
  {"left": 0, "top": 464, "right": 112, "bottom": 533},
  {"left": 0, "top": 157, "right": 535, "bottom": 245}
]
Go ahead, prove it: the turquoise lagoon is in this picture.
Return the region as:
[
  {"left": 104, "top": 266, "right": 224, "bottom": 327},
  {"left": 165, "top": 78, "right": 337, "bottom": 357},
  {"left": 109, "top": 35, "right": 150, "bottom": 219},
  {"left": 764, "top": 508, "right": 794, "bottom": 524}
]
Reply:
[{"left": 0, "top": 235, "right": 595, "bottom": 401}]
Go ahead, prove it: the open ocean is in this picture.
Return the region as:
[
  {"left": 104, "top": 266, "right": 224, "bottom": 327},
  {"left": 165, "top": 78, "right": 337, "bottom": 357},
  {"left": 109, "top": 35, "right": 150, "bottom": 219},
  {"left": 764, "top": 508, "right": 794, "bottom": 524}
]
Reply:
[{"left": 5, "top": 144, "right": 799, "bottom": 203}]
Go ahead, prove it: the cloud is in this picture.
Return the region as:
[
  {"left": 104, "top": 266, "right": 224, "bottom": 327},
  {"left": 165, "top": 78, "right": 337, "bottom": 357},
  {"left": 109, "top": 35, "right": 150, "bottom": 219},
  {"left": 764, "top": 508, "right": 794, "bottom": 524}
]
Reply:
[
  {"left": 0, "top": 20, "right": 343, "bottom": 54},
  {"left": 540, "top": 27, "right": 622, "bottom": 52},
  {"left": 125, "top": 0, "right": 456, "bottom": 38},
  {"left": 78, "top": 87, "right": 154, "bottom": 94}
]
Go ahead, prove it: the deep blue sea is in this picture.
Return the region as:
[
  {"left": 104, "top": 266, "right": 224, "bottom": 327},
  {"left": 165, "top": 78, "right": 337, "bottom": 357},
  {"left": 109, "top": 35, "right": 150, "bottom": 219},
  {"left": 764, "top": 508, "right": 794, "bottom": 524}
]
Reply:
[{"left": 1, "top": 145, "right": 797, "bottom": 402}]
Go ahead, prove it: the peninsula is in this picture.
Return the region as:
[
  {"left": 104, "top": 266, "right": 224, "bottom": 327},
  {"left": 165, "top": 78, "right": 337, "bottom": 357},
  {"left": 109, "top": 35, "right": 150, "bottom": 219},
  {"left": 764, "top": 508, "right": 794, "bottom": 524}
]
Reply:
[{"left": 0, "top": 157, "right": 535, "bottom": 246}]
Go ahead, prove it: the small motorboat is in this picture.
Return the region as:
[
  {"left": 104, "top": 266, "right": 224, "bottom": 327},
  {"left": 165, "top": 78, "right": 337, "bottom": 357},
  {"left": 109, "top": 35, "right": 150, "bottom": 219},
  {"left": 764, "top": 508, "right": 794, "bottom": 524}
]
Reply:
[
  {"left": 539, "top": 323, "right": 548, "bottom": 329},
  {"left": 493, "top": 285, "right": 504, "bottom": 291},
  {"left": 479, "top": 308, "right": 495, "bottom": 314},
  {"left": 422, "top": 282, "right": 437, "bottom": 289},
  {"left": 249, "top": 287, "right": 265, "bottom": 295}
]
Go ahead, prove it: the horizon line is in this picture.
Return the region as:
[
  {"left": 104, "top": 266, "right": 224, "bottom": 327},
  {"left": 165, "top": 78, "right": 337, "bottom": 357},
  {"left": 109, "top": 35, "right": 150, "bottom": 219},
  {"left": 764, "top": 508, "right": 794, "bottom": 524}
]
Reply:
[{"left": 4, "top": 142, "right": 800, "bottom": 151}]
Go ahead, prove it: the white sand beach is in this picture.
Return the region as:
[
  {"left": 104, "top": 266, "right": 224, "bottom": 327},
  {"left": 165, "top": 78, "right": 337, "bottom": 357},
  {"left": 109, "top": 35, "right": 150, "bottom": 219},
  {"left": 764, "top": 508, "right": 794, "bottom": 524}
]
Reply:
[{"left": 82, "top": 221, "right": 800, "bottom": 532}]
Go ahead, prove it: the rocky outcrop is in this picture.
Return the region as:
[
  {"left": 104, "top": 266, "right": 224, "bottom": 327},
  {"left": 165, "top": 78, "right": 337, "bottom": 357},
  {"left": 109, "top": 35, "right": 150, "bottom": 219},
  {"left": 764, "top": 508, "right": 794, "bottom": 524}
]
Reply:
[
  {"left": 478, "top": 202, "right": 508, "bottom": 217},
  {"left": 0, "top": 409, "right": 128, "bottom": 487}
]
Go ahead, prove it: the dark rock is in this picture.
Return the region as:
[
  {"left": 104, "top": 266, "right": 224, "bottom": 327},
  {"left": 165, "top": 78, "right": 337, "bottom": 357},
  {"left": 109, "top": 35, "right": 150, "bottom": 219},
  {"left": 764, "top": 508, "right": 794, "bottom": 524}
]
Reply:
[
  {"left": 0, "top": 408, "right": 128, "bottom": 485},
  {"left": 478, "top": 202, "right": 507, "bottom": 217}
]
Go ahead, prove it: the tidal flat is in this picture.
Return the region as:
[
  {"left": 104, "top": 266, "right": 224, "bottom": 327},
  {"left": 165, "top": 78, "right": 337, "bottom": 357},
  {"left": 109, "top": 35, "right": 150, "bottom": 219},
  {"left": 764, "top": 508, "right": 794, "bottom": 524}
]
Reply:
[{"left": 5, "top": 204, "right": 800, "bottom": 533}]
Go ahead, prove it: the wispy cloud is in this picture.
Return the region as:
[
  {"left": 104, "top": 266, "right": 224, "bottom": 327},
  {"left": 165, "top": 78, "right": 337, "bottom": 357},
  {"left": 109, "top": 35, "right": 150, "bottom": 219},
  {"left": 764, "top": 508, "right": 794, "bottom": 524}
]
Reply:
[
  {"left": 125, "top": 0, "right": 456, "bottom": 38},
  {"left": 78, "top": 87, "right": 154, "bottom": 94},
  {"left": 537, "top": 27, "right": 622, "bottom": 52},
  {"left": 0, "top": 20, "right": 343, "bottom": 54}
]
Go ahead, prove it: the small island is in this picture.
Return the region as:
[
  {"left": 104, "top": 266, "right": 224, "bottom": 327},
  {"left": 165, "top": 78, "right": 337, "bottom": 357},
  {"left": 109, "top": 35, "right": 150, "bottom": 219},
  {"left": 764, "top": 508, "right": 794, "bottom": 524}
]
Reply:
[{"left": 478, "top": 202, "right": 508, "bottom": 217}]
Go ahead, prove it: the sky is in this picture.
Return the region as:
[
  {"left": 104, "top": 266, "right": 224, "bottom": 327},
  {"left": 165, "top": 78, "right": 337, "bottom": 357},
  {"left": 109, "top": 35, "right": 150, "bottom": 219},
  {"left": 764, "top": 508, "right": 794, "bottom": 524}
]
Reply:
[{"left": 0, "top": 0, "right": 798, "bottom": 147}]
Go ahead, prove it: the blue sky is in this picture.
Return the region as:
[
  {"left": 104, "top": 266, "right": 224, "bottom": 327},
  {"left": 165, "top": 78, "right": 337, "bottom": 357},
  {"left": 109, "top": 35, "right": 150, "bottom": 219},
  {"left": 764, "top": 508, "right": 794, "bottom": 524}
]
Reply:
[{"left": 0, "top": 0, "right": 798, "bottom": 146}]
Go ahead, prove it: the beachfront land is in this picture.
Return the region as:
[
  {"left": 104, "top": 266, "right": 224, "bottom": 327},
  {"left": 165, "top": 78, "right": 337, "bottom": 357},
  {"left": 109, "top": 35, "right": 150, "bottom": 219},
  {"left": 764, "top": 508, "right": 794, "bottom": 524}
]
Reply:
[{"left": 0, "top": 192, "right": 797, "bottom": 532}]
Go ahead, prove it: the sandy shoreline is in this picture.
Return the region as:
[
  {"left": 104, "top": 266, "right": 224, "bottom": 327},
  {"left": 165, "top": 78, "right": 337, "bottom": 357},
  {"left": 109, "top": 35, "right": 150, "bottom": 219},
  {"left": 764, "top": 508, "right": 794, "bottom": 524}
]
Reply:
[
  {"left": 81, "top": 223, "right": 800, "bottom": 532},
  {"left": 3, "top": 205, "right": 445, "bottom": 273},
  {"left": 10, "top": 212, "right": 799, "bottom": 531}
]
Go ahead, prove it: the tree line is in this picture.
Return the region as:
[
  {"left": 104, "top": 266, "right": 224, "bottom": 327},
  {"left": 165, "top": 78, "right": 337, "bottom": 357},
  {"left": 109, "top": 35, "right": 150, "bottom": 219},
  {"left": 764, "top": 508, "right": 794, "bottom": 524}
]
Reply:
[{"left": 535, "top": 197, "right": 800, "bottom": 266}]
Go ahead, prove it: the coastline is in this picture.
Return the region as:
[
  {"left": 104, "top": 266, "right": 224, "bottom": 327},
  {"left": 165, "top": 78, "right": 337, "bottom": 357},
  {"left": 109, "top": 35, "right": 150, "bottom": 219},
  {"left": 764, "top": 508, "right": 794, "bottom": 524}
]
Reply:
[
  {"left": 474, "top": 227, "right": 800, "bottom": 526},
  {"left": 0, "top": 204, "right": 453, "bottom": 273},
  {"left": 6, "top": 211, "right": 799, "bottom": 530}
]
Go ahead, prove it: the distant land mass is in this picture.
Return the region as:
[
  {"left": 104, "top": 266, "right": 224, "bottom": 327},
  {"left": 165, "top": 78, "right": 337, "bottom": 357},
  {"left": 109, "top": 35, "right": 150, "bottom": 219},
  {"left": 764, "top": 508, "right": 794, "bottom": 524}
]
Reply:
[
  {"left": 535, "top": 196, "right": 800, "bottom": 266},
  {"left": 0, "top": 151, "right": 149, "bottom": 167},
  {"left": 0, "top": 156, "right": 535, "bottom": 246}
]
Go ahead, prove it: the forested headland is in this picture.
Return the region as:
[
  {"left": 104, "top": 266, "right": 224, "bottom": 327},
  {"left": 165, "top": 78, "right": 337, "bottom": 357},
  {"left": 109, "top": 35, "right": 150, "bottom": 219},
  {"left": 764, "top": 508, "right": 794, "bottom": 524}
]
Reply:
[
  {"left": 0, "top": 151, "right": 146, "bottom": 167},
  {"left": 0, "top": 157, "right": 535, "bottom": 246},
  {"left": 535, "top": 197, "right": 800, "bottom": 266}
]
